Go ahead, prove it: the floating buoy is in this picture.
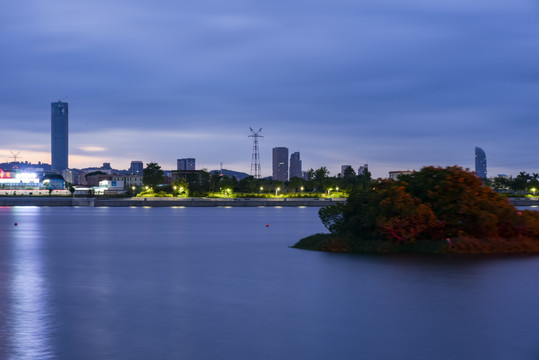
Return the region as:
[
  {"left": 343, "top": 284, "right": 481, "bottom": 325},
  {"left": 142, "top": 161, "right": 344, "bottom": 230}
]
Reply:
[
  {"left": 14, "top": 223, "right": 18, "bottom": 226},
  {"left": 266, "top": 224, "right": 270, "bottom": 227},
  {"left": 517, "top": 212, "right": 522, "bottom": 216}
]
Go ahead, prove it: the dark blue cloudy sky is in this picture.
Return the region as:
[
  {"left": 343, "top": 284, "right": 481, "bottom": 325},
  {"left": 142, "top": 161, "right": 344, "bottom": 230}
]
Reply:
[{"left": 1, "top": 0, "right": 538, "bottom": 178}]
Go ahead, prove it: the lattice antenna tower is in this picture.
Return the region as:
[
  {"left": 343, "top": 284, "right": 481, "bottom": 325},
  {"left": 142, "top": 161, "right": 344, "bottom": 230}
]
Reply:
[
  {"left": 249, "top": 128, "right": 263, "bottom": 179},
  {"left": 9, "top": 151, "right": 21, "bottom": 163}
]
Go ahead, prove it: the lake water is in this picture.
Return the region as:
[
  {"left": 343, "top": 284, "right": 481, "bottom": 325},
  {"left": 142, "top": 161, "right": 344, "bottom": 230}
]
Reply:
[{"left": 1, "top": 206, "right": 539, "bottom": 360}]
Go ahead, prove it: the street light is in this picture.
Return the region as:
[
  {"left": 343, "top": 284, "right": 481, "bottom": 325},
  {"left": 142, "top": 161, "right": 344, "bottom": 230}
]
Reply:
[
  {"left": 300, "top": 186, "right": 304, "bottom": 193},
  {"left": 173, "top": 185, "right": 177, "bottom": 196},
  {"left": 532, "top": 188, "right": 537, "bottom": 196},
  {"left": 275, "top": 187, "right": 280, "bottom": 196},
  {"left": 327, "top": 188, "right": 332, "bottom": 197}
]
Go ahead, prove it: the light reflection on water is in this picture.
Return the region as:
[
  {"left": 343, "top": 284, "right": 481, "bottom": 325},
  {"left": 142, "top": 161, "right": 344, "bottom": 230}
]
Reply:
[{"left": 9, "top": 207, "right": 53, "bottom": 360}]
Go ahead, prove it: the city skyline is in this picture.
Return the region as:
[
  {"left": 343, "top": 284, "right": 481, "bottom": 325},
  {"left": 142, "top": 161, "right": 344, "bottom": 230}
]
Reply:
[{"left": 1, "top": 1, "right": 539, "bottom": 179}]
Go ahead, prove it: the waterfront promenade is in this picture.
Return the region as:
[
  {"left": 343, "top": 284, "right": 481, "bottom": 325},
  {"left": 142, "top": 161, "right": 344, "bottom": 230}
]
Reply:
[
  {"left": 0, "top": 196, "right": 535, "bottom": 207},
  {"left": 0, "top": 197, "right": 347, "bottom": 207}
]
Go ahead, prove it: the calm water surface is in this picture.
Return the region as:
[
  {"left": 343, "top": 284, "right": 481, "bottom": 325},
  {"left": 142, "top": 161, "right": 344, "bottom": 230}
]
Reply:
[{"left": 1, "top": 206, "right": 539, "bottom": 360}]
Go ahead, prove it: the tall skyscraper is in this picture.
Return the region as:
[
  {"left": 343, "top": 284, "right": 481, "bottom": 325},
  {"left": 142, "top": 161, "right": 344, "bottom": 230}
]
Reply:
[
  {"left": 475, "top": 147, "right": 487, "bottom": 179},
  {"left": 177, "top": 158, "right": 196, "bottom": 171},
  {"left": 289, "top": 152, "right": 302, "bottom": 179},
  {"left": 51, "top": 101, "right": 68, "bottom": 172},
  {"left": 272, "top": 147, "right": 288, "bottom": 181},
  {"left": 130, "top": 161, "right": 144, "bottom": 175}
]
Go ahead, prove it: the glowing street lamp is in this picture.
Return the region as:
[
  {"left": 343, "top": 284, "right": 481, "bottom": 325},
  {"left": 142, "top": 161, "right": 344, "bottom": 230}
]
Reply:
[
  {"left": 173, "top": 185, "right": 177, "bottom": 195},
  {"left": 300, "top": 186, "right": 304, "bottom": 192},
  {"left": 532, "top": 188, "right": 537, "bottom": 196},
  {"left": 275, "top": 187, "right": 280, "bottom": 196},
  {"left": 327, "top": 188, "right": 333, "bottom": 196}
]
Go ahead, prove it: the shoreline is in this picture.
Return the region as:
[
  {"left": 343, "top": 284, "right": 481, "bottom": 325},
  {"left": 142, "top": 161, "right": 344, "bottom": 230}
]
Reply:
[
  {"left": 0, "top": 197, "right": 347, "bottom": 207},
  {"left": 0, "top": 196, "right": 534, "bottom": 207}
]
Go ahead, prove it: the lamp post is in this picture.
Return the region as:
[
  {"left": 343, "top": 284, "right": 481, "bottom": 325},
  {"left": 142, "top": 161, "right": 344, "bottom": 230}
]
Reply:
[
  {"left": 260, "top": 186, "right": 263, "bottom": 194},
  {"left": 327, "top": 188, "right": 332, "bottom": 197},
  {"left": 132, "top": 186, "right": 136, "bottom": 196},
  {"left": 173, "top": 185, "right": 177, "bottom": 196},
  {"left": 532, "top": 188, "right": 537, "bottom": 196},
  {"left": 275, "top": 187, "right": 280, "bottom": 196},
  {"left": 300, "top": 186, "right": 304, "bottom": 193}
]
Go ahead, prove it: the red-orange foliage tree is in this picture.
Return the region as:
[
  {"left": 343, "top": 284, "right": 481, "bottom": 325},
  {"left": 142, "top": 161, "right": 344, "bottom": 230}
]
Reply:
[{"left": 320, "top": 166, "right": 539, "bottom": 244}]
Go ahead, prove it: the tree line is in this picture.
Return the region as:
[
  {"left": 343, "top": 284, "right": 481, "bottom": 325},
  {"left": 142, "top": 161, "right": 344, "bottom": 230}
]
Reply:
[
  {"left": 488, "top": 172, "right": 539, "bottom": 193},
  {"left": 141, "top": 163, "right": 372, "bottom": 197}
]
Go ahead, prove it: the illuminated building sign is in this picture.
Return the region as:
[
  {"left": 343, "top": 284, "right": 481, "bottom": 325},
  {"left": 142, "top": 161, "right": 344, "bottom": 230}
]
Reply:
[{"left": 0, "top": 170, "right": 13, "bottom": 178}]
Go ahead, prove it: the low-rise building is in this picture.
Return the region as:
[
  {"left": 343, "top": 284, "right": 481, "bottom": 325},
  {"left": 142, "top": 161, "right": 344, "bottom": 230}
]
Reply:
[
  {"left": 388, "top": 170, "right": 414, "bottom": 180},
  {"left": 94, "top": 180, "right": 125, "bottom": 195}
]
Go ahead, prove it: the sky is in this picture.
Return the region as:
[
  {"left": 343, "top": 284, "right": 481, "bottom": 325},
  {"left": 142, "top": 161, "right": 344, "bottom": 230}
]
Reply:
[{"left": 1, "top": 0, "right": 539, "bottom": 179}]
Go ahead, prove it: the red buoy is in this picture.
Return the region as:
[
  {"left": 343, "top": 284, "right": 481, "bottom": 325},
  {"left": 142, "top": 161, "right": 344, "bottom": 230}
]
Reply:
[
  {"left": 266, "top": 224, "right": 269, "bottom": 227},
  {"left": 14, "top": 223, "right": 18, "bottom": 226}
]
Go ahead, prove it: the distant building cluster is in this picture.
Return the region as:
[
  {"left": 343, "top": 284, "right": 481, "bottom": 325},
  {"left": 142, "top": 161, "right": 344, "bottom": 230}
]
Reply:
[
  {"left": 1, "top": 103, "right": 494, "bottom": 195},
  {"left": 270, "top": 147, "right": 305, "bottom": 181}
]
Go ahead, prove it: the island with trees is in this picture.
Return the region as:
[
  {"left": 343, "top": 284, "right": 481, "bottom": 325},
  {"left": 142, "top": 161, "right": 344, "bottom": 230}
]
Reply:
[{"left": 293, "top": 166, "right": 539, "bottom": 254}]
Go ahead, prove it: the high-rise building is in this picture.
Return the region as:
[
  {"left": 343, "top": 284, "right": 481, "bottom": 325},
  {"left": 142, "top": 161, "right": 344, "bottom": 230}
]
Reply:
[
  {"left": 289, "top": 152, "right": 302, "bottom": 179},
  {"left": 51, "top": 101, "right": 68, "bottom": 172},
  {"left": 177, "top": 158, "right": 195, "bottom": 171},
  {"left": 272, "top": 147, "right": 288, "bottom": 181},
  {"left": 475, "top": 147, "right": 487, "bottom": 179},
  {"left": 358, "top": 164, "right": 368, "bottom": 176},
  {"left": 130, "top": 161, "right": 144, "bottom": 175}
]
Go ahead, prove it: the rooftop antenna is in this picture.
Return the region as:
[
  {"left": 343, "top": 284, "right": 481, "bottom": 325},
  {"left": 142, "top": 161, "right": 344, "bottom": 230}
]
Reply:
[
  {"left": 9, "top": 151, "right": 21, "bottom": 163},
  {"left": 249, "top": 127, "right": 263, "bottom": 179}
]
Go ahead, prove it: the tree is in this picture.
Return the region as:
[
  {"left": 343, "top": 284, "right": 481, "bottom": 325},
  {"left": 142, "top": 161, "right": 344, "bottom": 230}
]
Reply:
[
  {"left": 314, "top": 167, "right": 329, "bottom": 181},
  {"left": 343, "top": 166, "right": 356, "bottom": 179},
  {"left": 238, "top": 176, "right": 256, "bottom": 193},
  {"left": 143, "top": 162, "right": 164, "bottom": 189},
  {"left": 511, "top": 172, "right": 531, "bottom": 192},
  {"left": 209, "top": 172, "right": 222, "bottom": 193},
  {"left": 172, "top": 178, "right": 189, "bottom": 196},
  {"left": 356, "top": 168, "right": 372, "bottom": 190},
  {"left": 288, "top": 177, "right": 304, "bottom": 192},
  {"left": 220, "top": 176, "right": 238, "bottom": 193},
  {"left": 322, "top": 166, "right": 539, "bottom": 244}
]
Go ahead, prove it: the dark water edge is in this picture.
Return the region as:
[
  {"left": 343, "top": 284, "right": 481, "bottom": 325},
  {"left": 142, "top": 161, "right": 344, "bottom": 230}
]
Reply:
[
  {"left": 1, "top": 206, "right": 539, "bottom": 360},
  {"left": 293, "top": 233, "right": 539, "bottom": 255}
]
